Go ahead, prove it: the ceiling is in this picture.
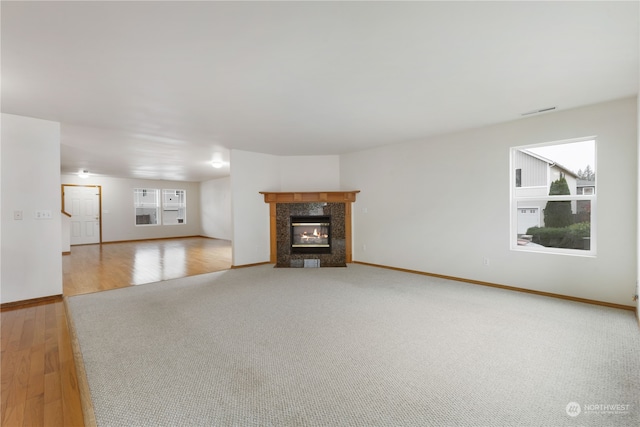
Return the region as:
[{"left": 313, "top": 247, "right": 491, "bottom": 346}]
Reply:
[{"left": 2, "top": 1, "right": 638, "bottom": 182}]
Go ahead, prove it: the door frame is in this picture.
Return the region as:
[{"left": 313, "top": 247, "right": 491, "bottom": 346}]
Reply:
[{"left": 61, "top": 184, "right": 103, "bottom": 244}]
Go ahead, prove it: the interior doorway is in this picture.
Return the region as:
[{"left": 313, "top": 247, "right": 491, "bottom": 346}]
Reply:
[{"left": 62, "top": 184, "right": 102, "bottom": 245}]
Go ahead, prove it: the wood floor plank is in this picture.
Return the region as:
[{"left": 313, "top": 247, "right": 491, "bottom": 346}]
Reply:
[
  {"left": 2, "top": 401, "right": 25, "bottom": 427},
  {"left": 23, "top": 393, "right": 44, "bottom": 427},
  {"left": 43, "top": 398, "right": 63, "bottom": 427},
  {"left": 43, "top": 371, "right": 61, "bottom": 405},
  {"left": 1, "top": 341, "right": 19, "bottom": 386},
  {"left": 33, "top": 304, "right": 47, "bottom": 346},
  {"left": 2, "top": 348, "right": 30, "bottom": 424},
  {"left": 5, "top": 309, "right": 26, "bottom": 353},
  {"left": 18, "top": 318, "right": 35, "bottom": 351},
  {"left": 44, "top": 342, "right": 60, "bottom": 376},
  {"left": 0, "top": 375, "right": 11, "bottom": 420},
  {"left": 26, "top": 343, "right": 45, "bottom": 400},
  {"left": 1, "top": 347, "right": 19, "bottom": 411},
  {"left": 44, "top": 303, "right": 57, "bottom": 330},
  {"left": 13, "top": 348, "right": 31, "bottom": 394},
  {"left": 1, "top": 309, "right": 18, "bottom": 350}
]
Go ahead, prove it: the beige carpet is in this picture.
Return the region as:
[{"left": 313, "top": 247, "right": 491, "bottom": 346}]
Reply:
[{"left": 67, "top": 264, "right": 640, "bottom": 426}]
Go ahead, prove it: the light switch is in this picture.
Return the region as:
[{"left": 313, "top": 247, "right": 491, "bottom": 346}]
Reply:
[
  {"left": 14, "top": 210, "right": 23, "bottom": 220},
  {"left": 34, "top": 210, "right": 53, "bottom": 220}
]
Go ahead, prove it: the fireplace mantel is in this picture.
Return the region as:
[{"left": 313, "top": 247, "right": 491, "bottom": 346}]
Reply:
[
  {"left": 260, "top": 191, "right": 360, "bottom": 265},
  {"left": 260, "top": 191, "right": 359, "bottom": 204}
]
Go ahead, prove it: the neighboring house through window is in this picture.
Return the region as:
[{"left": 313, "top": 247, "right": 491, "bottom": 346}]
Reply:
[
  {"left": 162, "top": 189, "right": 187, "bottom": 225},
  {"left": 511, "top": 138, "right": 596, "bottom": 255},
  {"left": 134, "top": 188, "right": 160, "bottom": 225}
]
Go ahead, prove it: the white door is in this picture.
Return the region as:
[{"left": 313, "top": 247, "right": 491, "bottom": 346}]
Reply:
[
  {"left": 64, "top": 185, "right": 100, "bottom": 245},
  {"left": 517, "top": 207, "right": 540, "bottom": 234}
]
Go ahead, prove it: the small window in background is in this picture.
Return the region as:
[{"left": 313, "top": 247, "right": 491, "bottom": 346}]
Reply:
[
  {"left": 134, "top": 188, "right": 160, "bottom": 225},
  {"left": 511, "top": 138, "right": 596, "bottom": 255},
  {"left": 163, "top": 189, "right": 186, "bottom": 225}
]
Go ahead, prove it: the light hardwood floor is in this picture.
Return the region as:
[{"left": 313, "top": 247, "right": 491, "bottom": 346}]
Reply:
[
  {"left": 1, "top": 237, "right": 232, "bottom": 426},
  {"left": 1, "top": 298, "right": 84, "bottom": 427},
  {"left": 63, "top": 237, "right": 232, "bottom": 296}
]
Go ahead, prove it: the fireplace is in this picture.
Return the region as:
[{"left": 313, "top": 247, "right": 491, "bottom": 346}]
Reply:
[
  {"left": 260, "top": 191, "right": 359, "bottom": 267},
  {"left": 290, "top": 215, "right": 331, "bottom": 254}
]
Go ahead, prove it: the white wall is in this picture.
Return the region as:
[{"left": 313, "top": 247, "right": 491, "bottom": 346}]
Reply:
[
  {"left": 1, "top": 114, "right": 63, "bottom": 303},
  {"left": 200, "top": 176, "right": 232, "bottom": 240},
  {"left": 279, "top": 155, "right": 341, "bottom": 191},
  {"left": 341, "top": 97, "right": 637, "bottom": 307},
  {"left": 230, "top": 150, "right": 279, "bottom": 266},
  {"left": 60, "top": 175, "right": 202, "bottom": 242}
]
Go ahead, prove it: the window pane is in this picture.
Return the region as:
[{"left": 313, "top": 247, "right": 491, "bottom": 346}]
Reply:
[
  {"left": 134, "top": 188, "right": 160, "bottom": 225},
  {"left": 515, "top": 199, "right": 591, "bottom": 251},
  {"left": 517, "top": 200, "right": 591, "bottom": 250},
  {"left": 163, "top": 189, "right": 186, "bottom": 225},
  {"left": 512, "top": 138, "right": 595, "bottom": 254}
]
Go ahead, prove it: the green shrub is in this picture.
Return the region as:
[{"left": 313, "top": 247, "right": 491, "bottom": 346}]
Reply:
[
  {"left": 526, "top": 222, "right": 590, "bottom": 249},
  {"left": 544, "top": 177, "right": 573, "bottom": 228},
  {"left": 567, "top": 222, "right": 590, "bottom": 239}
]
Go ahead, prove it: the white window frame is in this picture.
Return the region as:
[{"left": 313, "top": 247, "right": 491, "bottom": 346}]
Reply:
[
  {"left": 162, "top": 189, "right": 187, "bottom": 225},
  {"left": 134, "top": 188, "right": 160, "bottom": 226},
  {"left": 510, "top": 137, "right": 596, "bottom": 256}
]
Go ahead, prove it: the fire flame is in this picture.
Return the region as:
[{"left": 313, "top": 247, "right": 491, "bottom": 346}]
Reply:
[{"left": 300, "top": 228, "right": 328, "bottom": 241}]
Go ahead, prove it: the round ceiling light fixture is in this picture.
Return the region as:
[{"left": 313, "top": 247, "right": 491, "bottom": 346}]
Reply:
[{"left": 210, "top": 153, "right": 225, "bottom": 169}]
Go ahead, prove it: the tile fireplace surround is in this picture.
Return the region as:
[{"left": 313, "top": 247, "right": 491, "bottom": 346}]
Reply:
[{"left": 260, "top": 191, "right": 359, "bottom": 267}]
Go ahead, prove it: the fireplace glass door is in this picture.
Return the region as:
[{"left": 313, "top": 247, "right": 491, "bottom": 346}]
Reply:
[{"left": 290, "top": 216, "right": 331, "bottom": 254}]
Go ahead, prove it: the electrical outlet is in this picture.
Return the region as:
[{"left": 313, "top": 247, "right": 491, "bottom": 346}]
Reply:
[
  {"left": 483, "top": 257, "right": 490, "bottom": 267},
  {"left": 362, "top": 244, "right": 367, "bottom": 251}
]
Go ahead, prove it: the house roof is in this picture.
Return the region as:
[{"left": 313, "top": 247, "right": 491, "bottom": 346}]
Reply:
[{"left": 519, "top": 150, "right": 579, "bottom": 178}]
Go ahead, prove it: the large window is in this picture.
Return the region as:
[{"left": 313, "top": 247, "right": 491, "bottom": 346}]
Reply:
[
  {"left": 134, "top": 188, "right": 160, "bottom": 225},
  {"left": 162, "top": 189, "right": 186, "bottom": 225},
  {"left": 510, "top": 138, "right": 596, "bottom": 255}
]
